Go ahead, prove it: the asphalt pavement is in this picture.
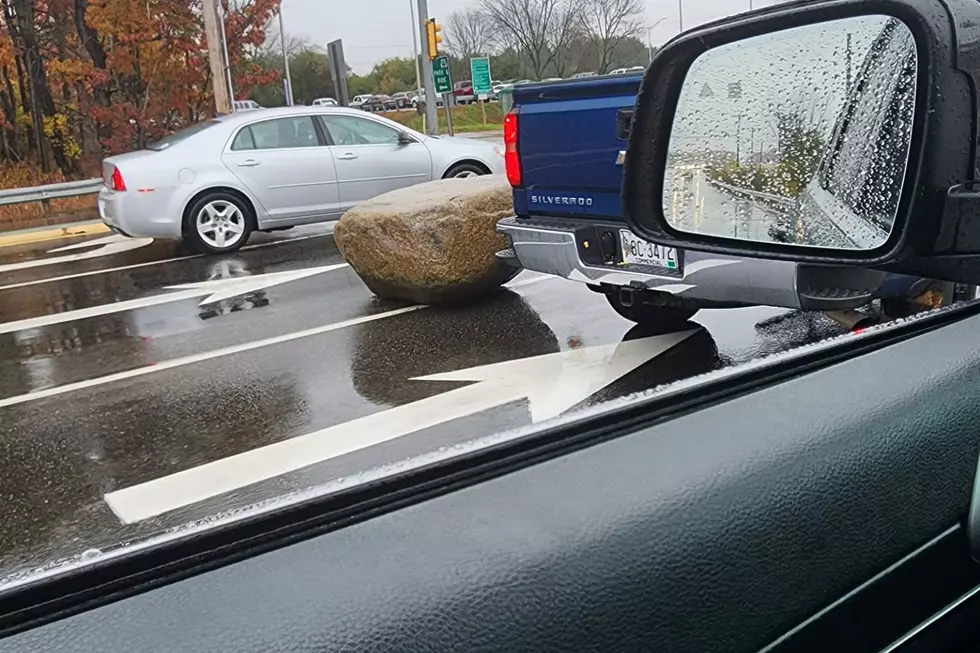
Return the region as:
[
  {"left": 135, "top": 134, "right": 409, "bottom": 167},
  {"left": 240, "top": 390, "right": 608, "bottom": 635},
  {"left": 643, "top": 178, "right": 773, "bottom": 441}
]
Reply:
[{"left": 0, "top": 223, "right": 850, "bottom": 584}]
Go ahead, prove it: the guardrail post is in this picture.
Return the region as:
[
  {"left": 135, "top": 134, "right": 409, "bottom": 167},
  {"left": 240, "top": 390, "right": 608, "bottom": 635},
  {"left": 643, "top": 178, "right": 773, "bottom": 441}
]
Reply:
[{"left": 40, "top": 198, "right": 51, "bottom": 221}]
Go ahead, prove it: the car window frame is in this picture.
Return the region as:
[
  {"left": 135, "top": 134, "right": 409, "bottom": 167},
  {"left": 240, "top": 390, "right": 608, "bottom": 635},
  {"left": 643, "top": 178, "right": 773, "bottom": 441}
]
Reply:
[
  {"left": 817, "top": 18, "right": 916, "bottom": 231},
  {"left": 316, "top": 113, "right": 408, "bottom": 148},
  {"left": 226, "top": 115, "right": 329, "bottom": 153}
]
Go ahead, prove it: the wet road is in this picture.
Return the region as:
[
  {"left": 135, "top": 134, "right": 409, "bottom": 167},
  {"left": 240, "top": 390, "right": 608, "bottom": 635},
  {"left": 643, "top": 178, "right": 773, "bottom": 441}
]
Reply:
[
  {"left": 0, "top": 224, "right": 849, "bottom": 583},
  {"left": 668, "top": 168, "right": 788, "bottom": 241}
]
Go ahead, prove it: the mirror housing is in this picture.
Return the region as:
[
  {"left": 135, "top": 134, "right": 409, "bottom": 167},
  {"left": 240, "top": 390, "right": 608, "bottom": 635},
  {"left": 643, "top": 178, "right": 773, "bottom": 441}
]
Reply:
[
  {"left": 397, "top": 131, "right": 416, "bottom": 145},
  {"left": 623, "top": 0, "right": 980, "bottom": 283}
]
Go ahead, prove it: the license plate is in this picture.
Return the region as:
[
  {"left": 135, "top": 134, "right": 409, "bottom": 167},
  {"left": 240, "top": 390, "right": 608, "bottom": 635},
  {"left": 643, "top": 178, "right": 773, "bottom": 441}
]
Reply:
[{"left": 619, "top": 230, "right": 680, "bottom": 270}]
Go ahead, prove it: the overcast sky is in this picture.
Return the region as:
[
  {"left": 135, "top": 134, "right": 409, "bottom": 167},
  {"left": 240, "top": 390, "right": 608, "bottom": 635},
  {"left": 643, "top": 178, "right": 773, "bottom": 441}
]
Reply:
[{"left": 281, "top": 0, "right": 785, "bottom": 73}]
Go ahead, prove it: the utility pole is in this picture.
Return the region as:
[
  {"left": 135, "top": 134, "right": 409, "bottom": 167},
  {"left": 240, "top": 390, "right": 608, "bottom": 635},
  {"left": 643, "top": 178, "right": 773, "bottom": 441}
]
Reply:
[
  {"left": 417, "top": 0, "right": 438, "bottom": 135},
  {"left": 278, "top": 0, "right": 294, "bottom": 105},
  {"left": 202, "top": 0, "right": 232, "bottom": 114},
  {"left": 218, "top": 2, "right": 236, "bottom": 106},
  {"left": 409, "top": 0, "right": 424, "bottom": 132},
  {"left": 678, "top": 0, "right": 684, "bottom": 32}
]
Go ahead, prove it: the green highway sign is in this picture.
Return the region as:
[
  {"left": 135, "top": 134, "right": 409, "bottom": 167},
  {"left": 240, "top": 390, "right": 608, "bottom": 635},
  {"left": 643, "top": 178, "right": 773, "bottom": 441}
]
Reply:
[
  {"left": 470, "top": 57, "right": 492, "bottom": 96},
  {"left": 432, "top": 55, "right": 452, "bottom": 94}
]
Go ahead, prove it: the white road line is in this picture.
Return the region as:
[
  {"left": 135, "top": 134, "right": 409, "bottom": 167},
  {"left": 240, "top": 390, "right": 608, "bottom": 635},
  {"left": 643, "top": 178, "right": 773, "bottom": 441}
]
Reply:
[
  {"left": 0, "top": 274, "right": 556, "bottom": 408},
  {"left": 0, "top": 305, "right": 425, "bottom": 409},
  {"left": 0, "top": 232, "right": 331, "bottom": 293}
]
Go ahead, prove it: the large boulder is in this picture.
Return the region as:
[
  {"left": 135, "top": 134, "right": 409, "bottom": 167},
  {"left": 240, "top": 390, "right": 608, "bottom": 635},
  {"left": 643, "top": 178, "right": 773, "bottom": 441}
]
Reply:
[{"left": 333, "top": 174, "right": 520, "bottom": 304}]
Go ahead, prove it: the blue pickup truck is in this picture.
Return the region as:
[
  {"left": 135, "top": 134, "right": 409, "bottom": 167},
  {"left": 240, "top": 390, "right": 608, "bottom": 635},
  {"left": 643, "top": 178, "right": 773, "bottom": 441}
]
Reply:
[{"left": 494, "top": 73, "right": 962, "bottom": 328}]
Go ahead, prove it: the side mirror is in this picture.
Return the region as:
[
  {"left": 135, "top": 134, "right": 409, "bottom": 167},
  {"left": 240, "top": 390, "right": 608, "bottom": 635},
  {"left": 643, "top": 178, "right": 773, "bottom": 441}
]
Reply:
[
  {"left": 623, "top": 0, "right": 980, "bottom": 284},
  {"left": 397, "top": 131, "right": 415, "bottom": 145}
]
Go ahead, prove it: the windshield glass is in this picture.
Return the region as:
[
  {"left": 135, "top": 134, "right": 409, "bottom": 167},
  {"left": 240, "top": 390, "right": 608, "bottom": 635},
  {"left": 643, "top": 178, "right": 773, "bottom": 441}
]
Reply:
[{"left": 0, "top": 0, "right": 971, "bottom": 593}]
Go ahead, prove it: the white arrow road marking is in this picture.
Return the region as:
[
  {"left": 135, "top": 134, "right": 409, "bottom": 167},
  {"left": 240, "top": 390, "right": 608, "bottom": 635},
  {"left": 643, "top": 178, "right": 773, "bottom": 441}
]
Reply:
[
  {"left": 0, "top": 234, "right": 154, "bottom": 275},
  {"left": 104, "top": 328, "right": 697, "bottom": 524},
  {"left": 47, "top": 234, "right": 138, "bottom": 253},
  {"left": 0, "top": 264, "right": 348, "bottom": 335}
]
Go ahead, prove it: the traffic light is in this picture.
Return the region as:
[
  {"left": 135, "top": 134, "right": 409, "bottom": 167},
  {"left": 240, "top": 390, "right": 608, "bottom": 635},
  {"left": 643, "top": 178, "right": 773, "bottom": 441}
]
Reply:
[{"left": 425, "top": 18, "right": 443, "bottom": 60}]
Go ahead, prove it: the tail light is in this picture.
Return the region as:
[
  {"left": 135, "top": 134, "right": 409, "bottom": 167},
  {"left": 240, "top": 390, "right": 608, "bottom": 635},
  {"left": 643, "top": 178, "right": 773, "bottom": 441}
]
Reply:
[
  {"left": 503, "top": 111, "right": 520, "bottom": 187},
  {"left": 109, "top": 166, "right": 126, "bottom": 192}
]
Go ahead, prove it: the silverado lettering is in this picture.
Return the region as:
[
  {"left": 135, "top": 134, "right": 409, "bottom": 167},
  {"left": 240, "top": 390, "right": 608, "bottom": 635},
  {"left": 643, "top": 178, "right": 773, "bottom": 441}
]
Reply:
[{"left": 529, "top": 195, "right": 594, "bottom": 206}]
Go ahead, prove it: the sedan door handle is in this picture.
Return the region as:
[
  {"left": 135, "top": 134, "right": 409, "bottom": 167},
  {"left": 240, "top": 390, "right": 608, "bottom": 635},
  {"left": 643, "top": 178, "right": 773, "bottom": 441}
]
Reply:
[
  {"left": 237, "top": 159, "right": 260, "bottom": 167},
  {"left": 337, "top": 153, "right": 358, "bottom": 160}
]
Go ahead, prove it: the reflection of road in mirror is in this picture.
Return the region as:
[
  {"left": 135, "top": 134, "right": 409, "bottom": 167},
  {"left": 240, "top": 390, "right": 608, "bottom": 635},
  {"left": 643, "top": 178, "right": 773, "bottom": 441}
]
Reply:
[
  {"left": 670, "top": 166, "right": 788, "bottom": 242},
  {"left": 663, "top": 14, "right": 917, "bottom": 251},
  {"left": 349, "top": 290, "right": 560, "bottom": 408}
]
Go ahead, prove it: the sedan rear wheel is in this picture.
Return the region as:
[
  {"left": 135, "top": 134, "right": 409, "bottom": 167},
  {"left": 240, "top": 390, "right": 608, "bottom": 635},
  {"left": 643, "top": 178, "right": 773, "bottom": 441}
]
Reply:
[
  {"left": 444, "top": 163, "right": 488, "bottom": 179},
  {"left": 186, "top": 192, "right": 253, "bottom": 254}
]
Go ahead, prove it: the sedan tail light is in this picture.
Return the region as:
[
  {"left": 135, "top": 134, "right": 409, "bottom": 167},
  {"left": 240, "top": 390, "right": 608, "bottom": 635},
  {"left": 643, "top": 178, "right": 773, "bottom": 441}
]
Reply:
[
  {"left": 107, "top": 165, "right": 126, "bottom": 192},
  {"left": 503, "top": 111, "right": 520, "bottom": 187}
]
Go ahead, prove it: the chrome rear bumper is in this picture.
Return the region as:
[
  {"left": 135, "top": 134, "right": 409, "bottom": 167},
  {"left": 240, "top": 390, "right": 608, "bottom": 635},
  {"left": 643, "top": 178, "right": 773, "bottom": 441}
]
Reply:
[{"left": 495, "top": 216, "right": 887, "bottom": 311}]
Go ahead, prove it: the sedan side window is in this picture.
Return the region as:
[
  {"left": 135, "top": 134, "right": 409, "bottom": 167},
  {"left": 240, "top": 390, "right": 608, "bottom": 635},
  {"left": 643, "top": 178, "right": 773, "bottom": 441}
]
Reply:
[
  {"left": 317, "top": 115, "right": 400, "bottom": 146},
  {"left": 230, "top": 127, "right": 256, "bottom": 151},
  {"left": 242, "top": 117, "right": 320, "bottom": 150}
]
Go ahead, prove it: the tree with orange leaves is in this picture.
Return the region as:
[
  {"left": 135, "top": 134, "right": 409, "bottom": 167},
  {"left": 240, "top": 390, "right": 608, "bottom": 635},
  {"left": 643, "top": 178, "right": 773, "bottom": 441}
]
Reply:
[{"left": 0, "top": 0, "right": 281, "bottom": 180}]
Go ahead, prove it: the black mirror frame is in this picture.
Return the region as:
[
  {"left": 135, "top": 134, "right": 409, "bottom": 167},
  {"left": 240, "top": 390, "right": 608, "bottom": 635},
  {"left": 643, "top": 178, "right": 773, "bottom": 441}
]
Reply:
[
  {"left": 622, "top": 0, "right": 978, "bottom": 269},
  {"left": 397, "top": 131, "right": 416, "bottom": 145}
]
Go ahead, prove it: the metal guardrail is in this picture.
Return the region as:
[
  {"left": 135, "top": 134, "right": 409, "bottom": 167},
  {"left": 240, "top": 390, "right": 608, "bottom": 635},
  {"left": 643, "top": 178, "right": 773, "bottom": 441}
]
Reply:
[
  {"left": 0, "top": 178, "right": 102, "bottom": 208},
  {"left": 706, "top": 178, "right": 796, "bottom": 209}
]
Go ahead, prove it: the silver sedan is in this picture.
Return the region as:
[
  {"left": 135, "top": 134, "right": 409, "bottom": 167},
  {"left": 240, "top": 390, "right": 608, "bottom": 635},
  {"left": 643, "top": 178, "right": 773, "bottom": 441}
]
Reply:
[{"left": 98, "top": 106, "right": 506, "bottom": 253}]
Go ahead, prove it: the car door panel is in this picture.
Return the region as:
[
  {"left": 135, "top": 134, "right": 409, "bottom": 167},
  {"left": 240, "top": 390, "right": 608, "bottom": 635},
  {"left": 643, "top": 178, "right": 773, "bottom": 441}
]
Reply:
[
  {"left": 317, "top": 114, "right": 432, "bottom": 211},
  {"left": 6, "top": 309, "right": 980, "bottom": 651},
  {"left": 221, "top": 116, "right": 341, "bottom": 225}
]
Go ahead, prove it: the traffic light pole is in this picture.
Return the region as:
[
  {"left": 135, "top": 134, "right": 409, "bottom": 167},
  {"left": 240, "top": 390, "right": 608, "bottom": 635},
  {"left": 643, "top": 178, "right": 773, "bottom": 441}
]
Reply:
[{"left": 417, "top": 0, "right": 438, "bottom": 135}]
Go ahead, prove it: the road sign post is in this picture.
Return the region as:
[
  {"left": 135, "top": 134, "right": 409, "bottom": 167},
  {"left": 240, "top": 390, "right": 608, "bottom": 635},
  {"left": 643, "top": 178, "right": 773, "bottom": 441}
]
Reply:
[
  {"left": 432, "top": 55, "right": 454, "bottom": 135},
  {"left": 432, "top": 55, "right": 452, "bottom": 94},
  {"left": 470, "top": 57, "right": 492, "bottom": 125},
  {"left": 417, "top": 0, "right": 438, "bottom": 135}
]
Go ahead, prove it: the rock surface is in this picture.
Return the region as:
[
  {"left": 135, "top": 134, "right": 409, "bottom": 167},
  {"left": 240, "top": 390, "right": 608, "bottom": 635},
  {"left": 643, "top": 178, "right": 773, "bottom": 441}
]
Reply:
[{"left": 333, "top": 174, "right": 520, "bottom": 304}]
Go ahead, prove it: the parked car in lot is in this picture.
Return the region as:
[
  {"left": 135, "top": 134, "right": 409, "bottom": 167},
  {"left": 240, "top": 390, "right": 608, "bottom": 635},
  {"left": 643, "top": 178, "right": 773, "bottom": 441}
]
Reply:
[
  {"left": 609, "top": 66, "right": 645, "bottom": 75},
  {"left": 495, "top": 74, "right": 964, "bottom": 329},
  {"left": 98, "top": 106, "right": 506, "bottom": 254},
  {"left": 350, "top": 94, "right": 373, "bottom": 110},
  {"left": 411, "top": 90, "right": 444, "bottom": 108},
  {"left": 361, "top": 95, "right": 397, "bottom": 112},
  {"left": 232, "top": 100, "right": 263, "bottom": 112},
  {"left": 453, "top": 81, "right": 475, "bottom": 105},
  {"left": 311, "top": 97, "right": 338, "bottom": 106},
  {"left": 390, "top": 92, "right": 413, "bottom": 109}
]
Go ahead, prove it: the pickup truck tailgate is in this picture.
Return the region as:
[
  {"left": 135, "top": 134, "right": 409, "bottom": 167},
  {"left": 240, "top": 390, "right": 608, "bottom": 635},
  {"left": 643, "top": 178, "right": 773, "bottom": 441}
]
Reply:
[{"left": 512, "top": 74, "right": 642, "bottom": 221}]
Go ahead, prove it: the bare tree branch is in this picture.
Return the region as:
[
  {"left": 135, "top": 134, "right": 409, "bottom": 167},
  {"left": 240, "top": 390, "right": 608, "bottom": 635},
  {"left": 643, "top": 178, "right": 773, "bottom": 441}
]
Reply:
[
  {"left": 481, "top": 0, "right": 580, "bottom": 79},
  {"left": 446, "top": 8, "right": 491, "bottom": 58},
  {"left": 259, "top": 23, "right": 308, "bottom": 58},
  {"left": 581, "top": 0, "right": 645, "bottom": 74}
]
